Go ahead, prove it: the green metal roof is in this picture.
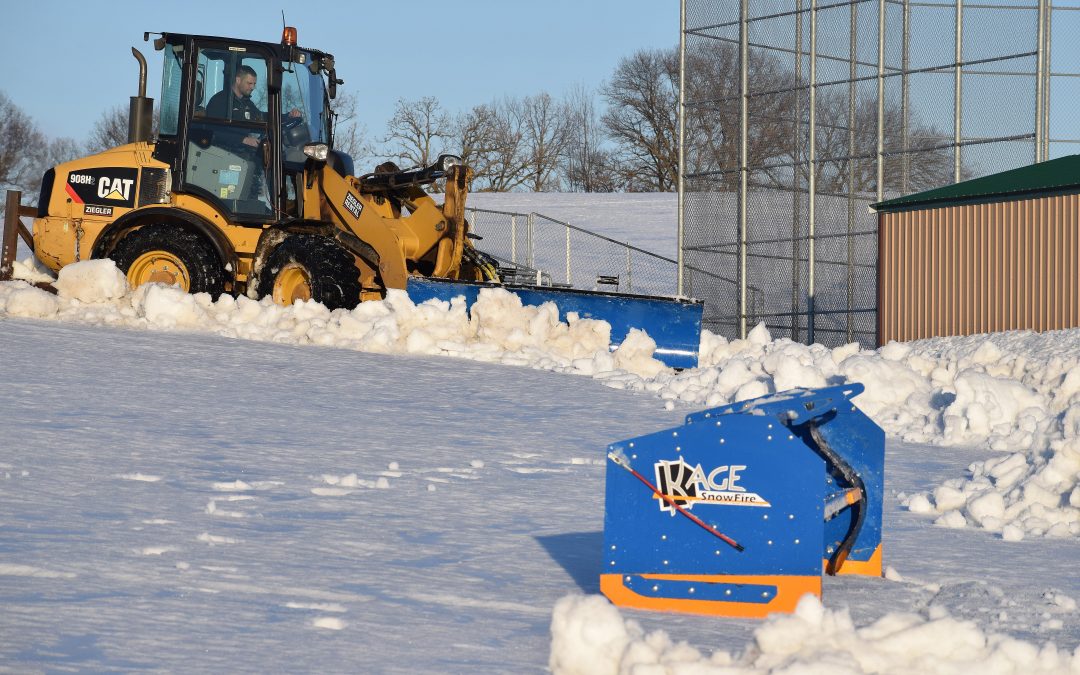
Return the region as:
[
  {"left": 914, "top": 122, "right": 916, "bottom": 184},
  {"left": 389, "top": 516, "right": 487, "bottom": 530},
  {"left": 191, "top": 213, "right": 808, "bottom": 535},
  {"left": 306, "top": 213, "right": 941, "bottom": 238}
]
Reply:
[{"left": 870, "top": 154, "right": 1080, "bottom": 213}]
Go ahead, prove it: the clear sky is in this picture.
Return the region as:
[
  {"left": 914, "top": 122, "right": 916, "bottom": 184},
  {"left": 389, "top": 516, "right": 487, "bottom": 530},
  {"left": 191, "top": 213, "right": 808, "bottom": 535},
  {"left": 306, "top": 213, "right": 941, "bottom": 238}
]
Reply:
[{"left": 4, "top": 0, "right": 679, "bottom": 145}]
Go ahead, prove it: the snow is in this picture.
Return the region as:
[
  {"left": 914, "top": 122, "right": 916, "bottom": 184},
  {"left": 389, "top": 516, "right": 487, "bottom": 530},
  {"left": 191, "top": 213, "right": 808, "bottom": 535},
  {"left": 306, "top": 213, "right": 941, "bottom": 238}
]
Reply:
[
  {"left": 551, "top": 593, "right": 1079, "bottom": 674},
  {"left": 2, "top": 194, "right": 1079, "bottom": 671}
]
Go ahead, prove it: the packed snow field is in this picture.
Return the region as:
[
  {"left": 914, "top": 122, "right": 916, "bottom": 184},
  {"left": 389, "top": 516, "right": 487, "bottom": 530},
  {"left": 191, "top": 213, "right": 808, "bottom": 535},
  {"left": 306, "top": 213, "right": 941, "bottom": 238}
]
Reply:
[{"left": 2, "top": 256, "right": 1078, "bottom": 672}]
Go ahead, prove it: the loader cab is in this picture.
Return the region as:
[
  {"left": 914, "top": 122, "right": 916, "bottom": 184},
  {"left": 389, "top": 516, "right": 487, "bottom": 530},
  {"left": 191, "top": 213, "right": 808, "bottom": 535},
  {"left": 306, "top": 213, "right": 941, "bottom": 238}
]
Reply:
[{"left": 152, "top": 31, "right": 334, "bottom": 224}]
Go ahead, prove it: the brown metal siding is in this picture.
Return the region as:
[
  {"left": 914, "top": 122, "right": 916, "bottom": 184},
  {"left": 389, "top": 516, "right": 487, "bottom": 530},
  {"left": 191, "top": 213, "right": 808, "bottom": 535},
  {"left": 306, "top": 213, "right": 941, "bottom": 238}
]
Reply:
[{"left": 878, "top": 193, "right": 1080, "bottom": 344}]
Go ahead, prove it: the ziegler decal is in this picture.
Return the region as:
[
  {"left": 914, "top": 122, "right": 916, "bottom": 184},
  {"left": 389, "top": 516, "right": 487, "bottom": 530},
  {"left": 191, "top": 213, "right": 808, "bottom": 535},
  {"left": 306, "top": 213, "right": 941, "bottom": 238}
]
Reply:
[
  {"left": 343, "top": 191, "right": 363, "bottom": 219},
  {"left": 64, "top": 168, "right": 138, "bottom": 208},
  {"left": 83, "top": 205, "right": 114, "bottom": 217},
  {"left": 653, "top": 457, "right": 771, "bottom": 512}
]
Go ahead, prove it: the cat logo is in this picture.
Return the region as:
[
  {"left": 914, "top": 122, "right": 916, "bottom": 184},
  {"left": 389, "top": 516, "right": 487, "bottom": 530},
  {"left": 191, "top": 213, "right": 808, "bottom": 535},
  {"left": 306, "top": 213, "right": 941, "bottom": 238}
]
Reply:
[
  {"left": 64, "top": 167, "right": 138, "bottom": 208},
  {"left": 98, "top": 177, "right": 135, "bottom": 201}
]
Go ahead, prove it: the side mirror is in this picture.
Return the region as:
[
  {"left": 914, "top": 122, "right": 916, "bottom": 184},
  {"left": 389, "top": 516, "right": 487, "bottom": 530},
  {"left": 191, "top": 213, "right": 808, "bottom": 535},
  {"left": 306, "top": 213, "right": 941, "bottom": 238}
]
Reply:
[{"left": 328, "top": 69, "right": 339, "bottom": 100}]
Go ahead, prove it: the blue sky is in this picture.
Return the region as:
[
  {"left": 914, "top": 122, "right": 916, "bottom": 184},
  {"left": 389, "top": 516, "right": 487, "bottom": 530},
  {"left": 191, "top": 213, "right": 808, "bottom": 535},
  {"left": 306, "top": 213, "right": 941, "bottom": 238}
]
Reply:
[{"left": 5, "top": 1, "right": 678, "bottom": 144}]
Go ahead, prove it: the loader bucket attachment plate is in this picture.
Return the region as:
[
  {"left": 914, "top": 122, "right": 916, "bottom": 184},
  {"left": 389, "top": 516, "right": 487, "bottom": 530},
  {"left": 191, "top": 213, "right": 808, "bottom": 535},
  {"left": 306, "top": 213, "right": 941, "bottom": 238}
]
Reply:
[
  {"left": 601, "top": 383, "right": 884, "bottom": 618},
  {"left": 406, "top": 277, "right": 704, "bottom": 369}
]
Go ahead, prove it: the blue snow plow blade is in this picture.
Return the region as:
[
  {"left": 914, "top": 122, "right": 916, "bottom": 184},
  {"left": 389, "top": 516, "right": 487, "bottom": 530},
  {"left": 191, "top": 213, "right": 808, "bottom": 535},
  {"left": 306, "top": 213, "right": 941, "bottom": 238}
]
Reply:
[
  {"left": 601, "top": 383, "right": 885, "bottom": 618},
  {"left": 406, "top": 277, "right": 704, "bottom": 369}
]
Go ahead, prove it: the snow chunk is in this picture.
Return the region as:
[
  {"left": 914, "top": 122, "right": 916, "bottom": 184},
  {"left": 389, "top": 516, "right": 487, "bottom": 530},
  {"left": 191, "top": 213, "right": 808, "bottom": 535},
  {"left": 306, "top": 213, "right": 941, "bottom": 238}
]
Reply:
[
  {"left": 549, "top": 594, "right": 642, "bottom": 675},
  {"left": 312, "top": 617, "right": 347, "bottom": 630},
  {"left": 1, "top": 283, "right": 59, "bottom": 317},
  {"left": 53, "top": 259, "right": 129, "bottom": 302}
]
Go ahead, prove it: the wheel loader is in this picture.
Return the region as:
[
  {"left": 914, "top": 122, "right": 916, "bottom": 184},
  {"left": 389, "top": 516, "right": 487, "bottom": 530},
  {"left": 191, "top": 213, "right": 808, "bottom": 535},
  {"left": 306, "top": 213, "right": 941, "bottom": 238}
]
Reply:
[{"left": 1, "top": 28, "right": 704, "bottom": 368}]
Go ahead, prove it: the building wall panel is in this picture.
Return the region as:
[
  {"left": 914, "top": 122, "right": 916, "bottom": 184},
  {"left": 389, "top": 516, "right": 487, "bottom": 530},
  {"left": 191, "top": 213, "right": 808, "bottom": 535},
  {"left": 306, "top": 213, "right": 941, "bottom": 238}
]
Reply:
[{"left": 878, "top": 193, "right": 1080, "bottom": 344}]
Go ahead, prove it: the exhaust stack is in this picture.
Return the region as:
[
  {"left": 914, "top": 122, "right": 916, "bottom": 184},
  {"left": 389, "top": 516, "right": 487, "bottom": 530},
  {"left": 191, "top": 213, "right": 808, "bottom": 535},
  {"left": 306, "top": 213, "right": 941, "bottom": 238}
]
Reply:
[{"left": 128, "top": 47, "right": 154, "bottom": 144}]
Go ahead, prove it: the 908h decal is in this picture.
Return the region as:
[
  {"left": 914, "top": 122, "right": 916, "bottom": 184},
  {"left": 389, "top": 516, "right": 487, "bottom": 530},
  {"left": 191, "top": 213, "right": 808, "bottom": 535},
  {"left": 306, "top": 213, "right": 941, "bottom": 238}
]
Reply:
[{"left": 64, "top": 168, "right": 138, "bottom": 209}]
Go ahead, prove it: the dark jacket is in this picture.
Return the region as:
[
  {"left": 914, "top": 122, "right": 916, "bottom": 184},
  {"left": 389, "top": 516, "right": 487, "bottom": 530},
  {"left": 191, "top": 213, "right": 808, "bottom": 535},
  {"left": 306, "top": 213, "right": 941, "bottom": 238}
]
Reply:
[{"left": 205, "top": 90, "right": 265, "bottom": 122}]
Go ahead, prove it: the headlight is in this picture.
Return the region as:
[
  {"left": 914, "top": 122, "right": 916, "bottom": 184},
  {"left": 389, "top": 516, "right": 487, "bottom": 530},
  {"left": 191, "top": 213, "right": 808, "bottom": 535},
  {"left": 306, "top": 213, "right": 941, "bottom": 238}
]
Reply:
[
  {"left": 440, "top": 155, "right": 462, "bottom": 171},
  {"left": 303, "top": 143, "right": 329, "bottom": 161}
]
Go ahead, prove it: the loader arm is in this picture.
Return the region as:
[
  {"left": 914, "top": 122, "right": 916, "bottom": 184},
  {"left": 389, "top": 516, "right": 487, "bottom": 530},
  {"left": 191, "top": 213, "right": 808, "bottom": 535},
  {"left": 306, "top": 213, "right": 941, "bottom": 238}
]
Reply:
[
  {"left": 433, "top": 164, "right": 471, "bottom": 279},
  {"left": 315, "top": 161, "right": 473, "bottom": 291},
  {"left": 316, "top": 167, "right": 407, "bottom": 289}
]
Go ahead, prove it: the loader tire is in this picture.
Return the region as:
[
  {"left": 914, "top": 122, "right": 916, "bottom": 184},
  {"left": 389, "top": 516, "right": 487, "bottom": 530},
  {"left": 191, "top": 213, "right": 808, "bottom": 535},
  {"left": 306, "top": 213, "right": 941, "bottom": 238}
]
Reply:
[
  {"left": 257, "top": 235, "right": 361, "bottom": 310},
  {"left": 110, "top": 224, "right": 226, "bottom": 297}
]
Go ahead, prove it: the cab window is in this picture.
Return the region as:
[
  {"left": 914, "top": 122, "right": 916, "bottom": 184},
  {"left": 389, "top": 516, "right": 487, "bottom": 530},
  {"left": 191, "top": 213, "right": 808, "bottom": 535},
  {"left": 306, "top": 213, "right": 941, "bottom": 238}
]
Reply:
[
  {"left": 280, "top": 54, "right": 331, "bottom": 164},
  {"left": 184, "top": 45, "right": 272, "bottom": 217}
]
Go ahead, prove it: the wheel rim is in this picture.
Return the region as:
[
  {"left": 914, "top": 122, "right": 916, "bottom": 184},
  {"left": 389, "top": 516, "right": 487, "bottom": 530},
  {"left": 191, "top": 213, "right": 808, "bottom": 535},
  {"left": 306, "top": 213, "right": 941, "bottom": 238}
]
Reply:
[
  {"left": 128, "top": 251, "right": 191, "bottom": 291},
  {"left": 273, "top": 263, "right": 312, "bottom": 305}
]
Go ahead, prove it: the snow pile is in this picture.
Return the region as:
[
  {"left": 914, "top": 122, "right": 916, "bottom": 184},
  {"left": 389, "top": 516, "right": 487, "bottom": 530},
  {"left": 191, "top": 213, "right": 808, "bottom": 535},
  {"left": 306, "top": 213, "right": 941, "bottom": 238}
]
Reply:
[
  {"left": 549, "top": 594, "right": 1080, "bottom": 675},
  {"left": 0, "top": 260, "right": 664, "bottom": 379},
  {"left": 599, "top": 327, "right": 1080, "bottom": 539},
  {"left": 4, "top": 259, "right": 1080, "bottom": 539}
]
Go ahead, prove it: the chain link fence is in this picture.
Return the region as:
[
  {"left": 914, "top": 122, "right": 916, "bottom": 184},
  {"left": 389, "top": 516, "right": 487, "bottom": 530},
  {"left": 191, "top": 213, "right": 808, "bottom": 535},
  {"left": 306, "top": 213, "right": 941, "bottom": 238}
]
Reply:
[
  {"left": 680, "top": 0, "right": 1079, "bottom": 348},
  {"left": 467, "top": 208, "right": 683, "bottom": 297}
]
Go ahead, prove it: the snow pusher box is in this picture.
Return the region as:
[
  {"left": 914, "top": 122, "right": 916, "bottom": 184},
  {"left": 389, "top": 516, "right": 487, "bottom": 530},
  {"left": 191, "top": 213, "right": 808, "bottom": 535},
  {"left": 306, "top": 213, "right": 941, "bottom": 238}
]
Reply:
[
  {"left": 602, "top": 383, "right": 884, "bottom": 618},
  {"left": 0, "top": 26, "right": 705, "bottom": 369}
]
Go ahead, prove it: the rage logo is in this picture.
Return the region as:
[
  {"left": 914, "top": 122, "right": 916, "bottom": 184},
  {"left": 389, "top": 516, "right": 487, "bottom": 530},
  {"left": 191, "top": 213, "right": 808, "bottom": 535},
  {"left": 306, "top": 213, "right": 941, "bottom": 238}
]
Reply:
[
  {"left": 653, "top": 457, "right": 771, "bottom": 513},
  {"left": 64, "top": 168, "right": 139, "bottom": 208}
]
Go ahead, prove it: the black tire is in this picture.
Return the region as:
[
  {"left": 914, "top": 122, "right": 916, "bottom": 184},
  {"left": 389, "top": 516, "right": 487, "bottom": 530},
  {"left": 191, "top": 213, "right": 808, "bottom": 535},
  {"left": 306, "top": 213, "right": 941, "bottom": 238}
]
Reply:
[
  {"left": 109, "top": 224, "right": 226, "bottom": 297},
  {"left": 256, "top": 234, "right": 361, "bottom": 310}
]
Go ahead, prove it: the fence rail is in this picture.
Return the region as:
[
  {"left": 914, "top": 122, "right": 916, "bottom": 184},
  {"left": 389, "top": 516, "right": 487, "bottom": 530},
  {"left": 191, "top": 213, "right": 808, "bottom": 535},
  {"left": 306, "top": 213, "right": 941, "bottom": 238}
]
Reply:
[{"left": 466, "top": 208, "right": 683, "bottom": 298}]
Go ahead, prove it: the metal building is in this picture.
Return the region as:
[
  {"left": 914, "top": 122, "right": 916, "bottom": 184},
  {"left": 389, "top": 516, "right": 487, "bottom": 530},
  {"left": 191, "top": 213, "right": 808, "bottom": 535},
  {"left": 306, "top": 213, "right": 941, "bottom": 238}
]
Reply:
[{"left": 873, "top": 154, "right": 1080, "bottom": 343}]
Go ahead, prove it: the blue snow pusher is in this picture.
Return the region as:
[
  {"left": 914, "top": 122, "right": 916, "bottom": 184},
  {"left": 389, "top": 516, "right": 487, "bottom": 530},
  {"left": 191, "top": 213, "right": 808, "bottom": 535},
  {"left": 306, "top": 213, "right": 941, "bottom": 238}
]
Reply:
[
  {"left": 602, "top": 384, "right": 884, "bottom": 618},
  {"left": 406, "top": 277, "right": 705, "bottom": 370}
]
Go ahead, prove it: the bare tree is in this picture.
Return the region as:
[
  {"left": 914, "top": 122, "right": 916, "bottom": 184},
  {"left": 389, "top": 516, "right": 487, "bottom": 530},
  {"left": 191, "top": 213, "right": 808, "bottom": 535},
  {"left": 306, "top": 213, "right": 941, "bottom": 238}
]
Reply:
[
  {"left": 85, "top": 104, "right": 162, "bottom": 154},
  {"left": 562, "top": 84, "right": 618, "bottom": 193},
  {"left": 453, "top": 101, "right": 522, "bottom": 192},
  {"left": 331, "top": 92, "right": 376, "bottom": 172},
  {"left": 482, "top": 98, "right": 533, "bottom": 192},
  {"left": 381, "top": 96, "right": 451, "bottom": 169},
  {"left": 683, "top": 41, "right": 959, "bottom": 194},
  {"left": 520, "top": 92, "right": 571, "bottom": 192},
  {"left": 86, "top": 105, "right": 131, "bottom": 154},
  {"left": 601, "top": 49, "right": 680, "bottom": 192},
  {"left": 0, "top": 91, "right": 48, "bottom": 196}
]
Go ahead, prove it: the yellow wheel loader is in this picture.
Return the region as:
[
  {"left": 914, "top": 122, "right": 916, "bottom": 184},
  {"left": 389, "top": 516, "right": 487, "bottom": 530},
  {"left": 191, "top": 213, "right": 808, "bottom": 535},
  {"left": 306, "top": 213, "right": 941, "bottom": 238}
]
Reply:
[{"left": 1, "top": 28, "right": 703, "bottom": 368}]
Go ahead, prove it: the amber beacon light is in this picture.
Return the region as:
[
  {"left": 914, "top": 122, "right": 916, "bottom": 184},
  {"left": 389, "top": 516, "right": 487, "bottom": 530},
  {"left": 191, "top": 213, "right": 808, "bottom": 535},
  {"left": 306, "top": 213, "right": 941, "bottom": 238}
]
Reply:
[{"left": 282, "top": 26, "right": 297, "bottom": 46}]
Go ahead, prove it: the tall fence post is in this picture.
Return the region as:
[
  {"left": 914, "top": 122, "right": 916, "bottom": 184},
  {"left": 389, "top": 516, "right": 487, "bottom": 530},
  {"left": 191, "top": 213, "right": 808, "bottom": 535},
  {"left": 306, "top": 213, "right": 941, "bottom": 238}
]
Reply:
[
  {"left": 848, "top": 1, "right": 858, "bottom": 344},
  {"left": 1036, "top": 0, "right": 1046, "bottom": 163},
  {"left": 678, "top": 0, "right": 687, "bottom": 298},
  {"left": 625, "top": 247, "right": 633, "bottom": 293},
  {"left": 954, "top": 0, "right": 964, "bottom": 182},
  {"left": 792, "top": 0, "right": 803, "bottom": 342},
  {"left": 808, "top": 0, "right": 818, "bottom": 345},
  {"left": 877, "top": 0, "right": 886, "bottom": 205},
  {"left": 1044, "top": 0, "right": 1052, "bottom": 159},
  {"left": 901, "top": 0, "right": 911, "bottom": 193},
  {"left": 739, "top": 0, "right": 750, "bottom": 339}
]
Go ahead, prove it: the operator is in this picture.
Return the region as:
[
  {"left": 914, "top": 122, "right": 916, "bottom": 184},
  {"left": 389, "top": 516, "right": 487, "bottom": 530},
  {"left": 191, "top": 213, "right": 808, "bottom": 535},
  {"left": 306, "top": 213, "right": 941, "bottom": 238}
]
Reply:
[{"left": 205, "top": 65, "right": 301, "bottom": 148}]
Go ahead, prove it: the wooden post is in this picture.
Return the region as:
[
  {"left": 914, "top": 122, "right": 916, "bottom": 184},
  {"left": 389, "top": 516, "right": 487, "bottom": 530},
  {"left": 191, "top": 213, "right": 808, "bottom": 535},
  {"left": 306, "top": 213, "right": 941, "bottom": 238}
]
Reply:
[{"left": 1, "top": 190, "right": 22, "bottom": 281}]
